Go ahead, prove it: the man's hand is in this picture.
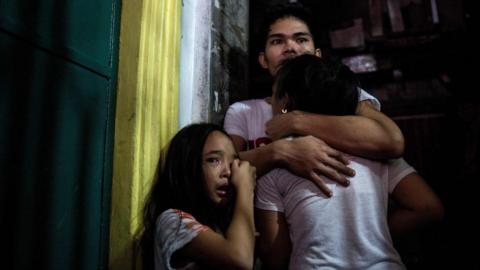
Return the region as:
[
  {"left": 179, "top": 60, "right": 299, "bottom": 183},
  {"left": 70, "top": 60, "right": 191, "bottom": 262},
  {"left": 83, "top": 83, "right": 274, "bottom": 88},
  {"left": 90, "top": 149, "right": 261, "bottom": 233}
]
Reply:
[
  {"left": 275, "top": 135, "right": 355, "bottom": 196},
  {"left": 265, "top": 111, "right": 299, "bottom": 140}
]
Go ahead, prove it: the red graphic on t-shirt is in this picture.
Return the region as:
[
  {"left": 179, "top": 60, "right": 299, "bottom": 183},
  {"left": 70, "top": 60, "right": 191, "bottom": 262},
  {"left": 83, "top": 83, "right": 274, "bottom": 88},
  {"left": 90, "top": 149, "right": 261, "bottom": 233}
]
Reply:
[{"left": 248, "top": 137, "right": 272, "bottom": 149}]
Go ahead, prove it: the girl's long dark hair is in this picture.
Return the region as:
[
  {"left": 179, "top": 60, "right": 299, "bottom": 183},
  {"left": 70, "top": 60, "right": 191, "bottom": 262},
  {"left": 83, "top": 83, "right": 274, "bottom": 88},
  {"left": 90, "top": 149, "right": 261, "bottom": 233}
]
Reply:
[{"left": 139, "top": 123, "right": 234, "bottom": 269}]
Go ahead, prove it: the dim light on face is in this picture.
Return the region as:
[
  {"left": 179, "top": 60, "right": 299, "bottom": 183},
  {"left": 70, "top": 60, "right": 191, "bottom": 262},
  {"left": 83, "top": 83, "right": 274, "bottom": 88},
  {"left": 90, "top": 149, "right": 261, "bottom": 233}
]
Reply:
[
  {"left": 259, "top": 17, "right": 320, "bottom": 76},
  {"left": 202, "top": 131, "right": 238, "bottom": 206}
]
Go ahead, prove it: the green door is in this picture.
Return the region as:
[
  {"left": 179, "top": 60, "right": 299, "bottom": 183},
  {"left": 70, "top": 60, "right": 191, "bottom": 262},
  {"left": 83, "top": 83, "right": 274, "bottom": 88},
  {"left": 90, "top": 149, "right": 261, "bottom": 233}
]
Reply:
[{"left": 0, "top": 0, "right": 120, "bottom": 269}]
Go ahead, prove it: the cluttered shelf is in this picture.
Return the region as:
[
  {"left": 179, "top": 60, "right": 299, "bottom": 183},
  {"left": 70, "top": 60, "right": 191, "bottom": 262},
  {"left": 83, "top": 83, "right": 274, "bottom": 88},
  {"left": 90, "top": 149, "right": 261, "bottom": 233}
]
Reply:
[
  {"left": 321, "top": 0, "right": 462, "bottom": 117},
  {"left": 318, "top": 0, "right": 467, "bottom": 113}
]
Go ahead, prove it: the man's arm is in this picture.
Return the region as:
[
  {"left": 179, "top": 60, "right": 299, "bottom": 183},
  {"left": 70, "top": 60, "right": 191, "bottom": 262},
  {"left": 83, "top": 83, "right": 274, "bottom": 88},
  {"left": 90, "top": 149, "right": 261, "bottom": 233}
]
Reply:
[
  {"left": 231, "top": 134, "right": 353, "bottom": 196},
  {"left": 265, "top": 101, "right": 405, "bottom": 159},
  {"left": 255, "top": 209, "right": 291, "bottom": 270},
  {"left": 231, "top": 134, "right": 276, "bottom": 177},
  {"left": 388, "top": 172, "right": 444, "bottom": 238}
]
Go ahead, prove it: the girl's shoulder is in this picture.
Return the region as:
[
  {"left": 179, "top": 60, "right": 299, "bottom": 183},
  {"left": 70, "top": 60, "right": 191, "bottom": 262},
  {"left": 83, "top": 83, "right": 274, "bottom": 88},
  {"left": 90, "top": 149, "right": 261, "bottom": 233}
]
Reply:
[
  {"left": 157, "top": 209, "right": 210, "bottom": 234},
  {"left": 155, "top": 209, "right": 210, "bottom": 269}
]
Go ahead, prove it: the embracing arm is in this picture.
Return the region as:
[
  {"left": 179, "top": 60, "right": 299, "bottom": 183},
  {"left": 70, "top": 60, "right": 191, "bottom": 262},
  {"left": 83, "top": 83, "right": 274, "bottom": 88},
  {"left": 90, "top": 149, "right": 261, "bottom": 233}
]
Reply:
[
  {"left": 231, "top": 134, "right": 353, "bottom": 196},
  {"left": 388, "top": 172, "right": 444, "bottom": 238},
  {"left": 225, "top": 100, "right": 354, "bottom": 196},
  {"left": 256, "top": 209, "right": 291, "bottom": 270},
  {"left": 176, "top": 160, "right": 256, "bottom": 270},
  {"left": 231, "top": 134, "right": 276, "bottom": 177},
  {"left": 266, "top": 101, "right": 405, "bottom": 159}
]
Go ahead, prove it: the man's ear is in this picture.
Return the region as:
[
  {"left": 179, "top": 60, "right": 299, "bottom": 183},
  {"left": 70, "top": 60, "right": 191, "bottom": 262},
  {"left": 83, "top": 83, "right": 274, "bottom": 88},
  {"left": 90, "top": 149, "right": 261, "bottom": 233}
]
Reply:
[
  {"left": 258, "top": 52, "right": 269, "bottom": 69},
  {"left": 315, "top": 48, "right": 322, "bottom": 57}
]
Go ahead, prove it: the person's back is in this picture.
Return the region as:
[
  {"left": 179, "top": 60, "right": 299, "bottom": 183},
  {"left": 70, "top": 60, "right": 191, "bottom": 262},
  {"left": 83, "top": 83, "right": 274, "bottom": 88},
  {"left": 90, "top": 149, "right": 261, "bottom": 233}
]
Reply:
[
  {"left": 256, "top": 156, "right": 411, "bottom": 269},
  {"left": 256, "top": 55, "right": 407, "bottom": 268},
  {"left": 255, "top": 55, "right": 443, "bottom": 269}
]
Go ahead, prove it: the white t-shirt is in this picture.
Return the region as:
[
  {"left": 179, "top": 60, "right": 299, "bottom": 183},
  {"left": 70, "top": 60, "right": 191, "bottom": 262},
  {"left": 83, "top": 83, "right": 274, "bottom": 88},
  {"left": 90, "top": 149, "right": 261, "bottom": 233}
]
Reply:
[
  {"left": 224, "top": 89, "right": 380, "bottom": 149},
  {"left": 255, "top": 157, "right": 414, "bottom": 270}
]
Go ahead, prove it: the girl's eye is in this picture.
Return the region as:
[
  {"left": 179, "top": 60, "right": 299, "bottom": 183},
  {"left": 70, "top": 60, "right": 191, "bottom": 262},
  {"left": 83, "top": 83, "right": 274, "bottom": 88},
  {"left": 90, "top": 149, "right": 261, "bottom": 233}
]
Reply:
[{"left": 206, "top": 157, "right": 221, "bottom": 166}]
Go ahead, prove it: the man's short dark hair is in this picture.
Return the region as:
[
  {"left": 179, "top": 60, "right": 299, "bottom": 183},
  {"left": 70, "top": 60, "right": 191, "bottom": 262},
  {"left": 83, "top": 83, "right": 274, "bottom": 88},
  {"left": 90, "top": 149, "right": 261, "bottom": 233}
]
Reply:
[{"left": 257, "top": 3, "right": 318, "bottom": 53}]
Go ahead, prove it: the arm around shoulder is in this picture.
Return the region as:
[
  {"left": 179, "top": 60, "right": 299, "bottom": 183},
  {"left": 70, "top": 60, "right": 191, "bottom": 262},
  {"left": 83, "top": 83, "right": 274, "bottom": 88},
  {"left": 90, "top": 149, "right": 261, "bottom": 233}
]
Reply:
[
  {"left": 268, "top": 101, "right": 404, "bottom": 159},
  {"left": 355, "top": 101, "right": 405, "bottom": 157}
]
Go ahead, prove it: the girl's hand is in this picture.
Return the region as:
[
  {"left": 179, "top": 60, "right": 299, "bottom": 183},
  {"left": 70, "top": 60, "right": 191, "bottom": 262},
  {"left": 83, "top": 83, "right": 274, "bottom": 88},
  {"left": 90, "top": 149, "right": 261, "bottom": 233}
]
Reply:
[{"left": 231, "top": 159, "right": 256, "bottom": 192}]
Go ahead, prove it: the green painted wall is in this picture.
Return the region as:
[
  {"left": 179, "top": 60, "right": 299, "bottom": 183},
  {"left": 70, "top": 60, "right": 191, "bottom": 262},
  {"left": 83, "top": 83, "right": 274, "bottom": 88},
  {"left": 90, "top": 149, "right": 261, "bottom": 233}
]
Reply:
[{"left": 0, "top": 0, "right": 120, "bottom": 269}]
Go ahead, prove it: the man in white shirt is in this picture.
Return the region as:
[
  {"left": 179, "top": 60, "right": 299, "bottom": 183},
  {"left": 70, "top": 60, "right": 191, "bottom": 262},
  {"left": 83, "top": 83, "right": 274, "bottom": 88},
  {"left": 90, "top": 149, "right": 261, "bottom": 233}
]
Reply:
[{"left": 224, "top": 3, "right": 404, "bottom": 196}]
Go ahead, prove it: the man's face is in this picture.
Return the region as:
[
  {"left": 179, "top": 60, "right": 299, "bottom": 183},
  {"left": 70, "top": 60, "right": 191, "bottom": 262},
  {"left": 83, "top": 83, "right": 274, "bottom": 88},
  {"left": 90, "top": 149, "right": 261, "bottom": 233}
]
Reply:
[{"left": 259, "top": 16, "right": 321, "bottom": 76}]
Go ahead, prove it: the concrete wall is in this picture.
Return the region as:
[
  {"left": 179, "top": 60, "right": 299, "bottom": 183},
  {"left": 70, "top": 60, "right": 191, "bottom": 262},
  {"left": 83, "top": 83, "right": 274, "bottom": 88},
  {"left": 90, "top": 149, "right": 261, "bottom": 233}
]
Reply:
[
  {"left": 179, "top": 0, "right": 249, "bottom": 126},
  {"left": 210, "top": 0, "right": 249, "bottom": 124}
]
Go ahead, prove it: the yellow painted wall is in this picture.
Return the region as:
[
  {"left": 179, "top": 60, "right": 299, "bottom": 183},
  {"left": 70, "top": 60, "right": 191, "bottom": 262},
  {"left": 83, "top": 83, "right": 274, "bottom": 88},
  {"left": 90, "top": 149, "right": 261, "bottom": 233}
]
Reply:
[{"left": 110, "top": 0, "right": 181, "bottom": 268}]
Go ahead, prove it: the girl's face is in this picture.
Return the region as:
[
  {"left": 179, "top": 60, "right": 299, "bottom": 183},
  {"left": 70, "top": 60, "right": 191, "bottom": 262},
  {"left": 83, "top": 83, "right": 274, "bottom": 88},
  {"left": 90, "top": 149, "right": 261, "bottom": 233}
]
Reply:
[
  {"left": 271, "top": 82, "right": 289, "bottom": 115},
  {"left": 202, "top": 131, "right": 238, "bottom": 207}
]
